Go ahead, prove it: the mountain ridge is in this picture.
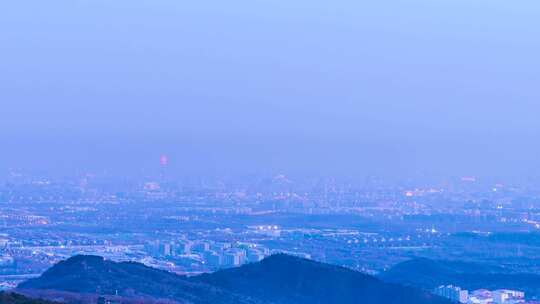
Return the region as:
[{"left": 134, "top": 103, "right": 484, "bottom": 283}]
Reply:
[{"left": 19, "top": 254, "right": 451, "bottom": 304}]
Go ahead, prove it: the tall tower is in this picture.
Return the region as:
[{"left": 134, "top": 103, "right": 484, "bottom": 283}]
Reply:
[
  {"left": 160, "top": 155, "right": 169, "bottom": 167},
  {"left": 159, "top": 154, "right": 169, "bottom": 183}
]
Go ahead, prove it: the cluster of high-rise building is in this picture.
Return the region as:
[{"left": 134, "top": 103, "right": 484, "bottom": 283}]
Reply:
[
  {"left": 434, "top": 285, "right": 526, "bottom": 304},
  {"left": 144, "top": 240, "right": 269, "bottom": 269},
  {"left": 434, "top": 285, "right": 469, "bottom": 303}
]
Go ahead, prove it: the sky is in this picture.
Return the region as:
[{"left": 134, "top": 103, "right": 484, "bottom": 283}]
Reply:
[{"left": 1, "top": 0, "right": 540, "bottom": 180}]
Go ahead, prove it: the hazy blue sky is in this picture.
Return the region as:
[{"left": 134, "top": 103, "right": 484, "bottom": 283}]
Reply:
[{"left": 1, "top": 0, "right": 539, "bottom": 179}]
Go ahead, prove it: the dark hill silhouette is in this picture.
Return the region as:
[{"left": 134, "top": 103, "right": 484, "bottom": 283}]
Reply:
[
  {"left": 18, "top": 255, "right": 254, "bottom": 304},
  {"left": 195, "top": 254, "right": 449, "bottom": 304},
  {"left": 380, "top": 258, "right": 540, "bottom": 298},
  {"left": 19, "top": 254, "right": 450, "bottom": 304}
]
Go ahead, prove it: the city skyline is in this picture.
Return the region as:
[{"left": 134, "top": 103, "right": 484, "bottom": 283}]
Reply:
[{"left": 2, "top": 1, "right": 540, "bottom": 303}]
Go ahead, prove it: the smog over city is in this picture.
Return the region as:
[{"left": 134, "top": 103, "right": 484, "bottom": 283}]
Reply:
[{"left": 1, "top": 1, "right": 540, "bottom": 304}]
